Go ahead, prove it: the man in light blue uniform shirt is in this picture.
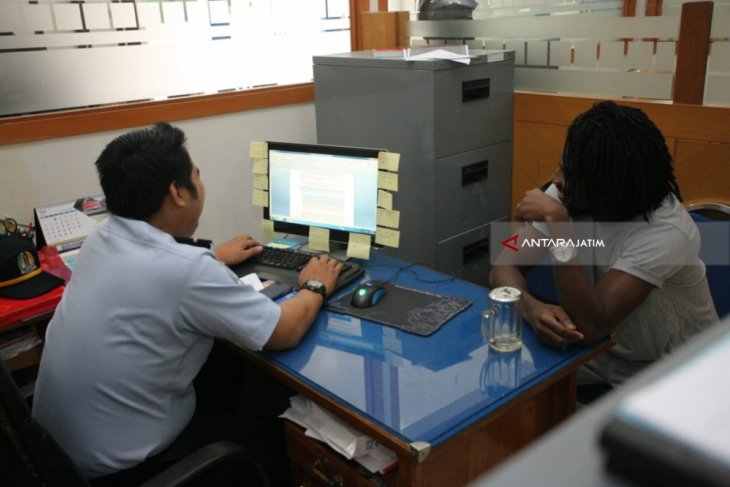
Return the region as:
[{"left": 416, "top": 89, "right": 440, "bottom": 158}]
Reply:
[{"left": 33, "top": 123, "right": 341, "bottom": 485}]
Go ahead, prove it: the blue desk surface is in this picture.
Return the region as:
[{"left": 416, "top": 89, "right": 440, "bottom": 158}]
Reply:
[{"left": 261, "top": 252, "right": 606, "bottom": 449}]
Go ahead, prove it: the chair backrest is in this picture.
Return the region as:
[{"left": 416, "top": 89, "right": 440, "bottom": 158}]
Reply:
[
  {"left": 524, "top": 261, "right": 559, "bottom": 305},
  {"left": 689, "top": 204, "right": 730, "bottom": 319},
  {"left": 0, "top": 359, "right": 89, "bottom": 487}
]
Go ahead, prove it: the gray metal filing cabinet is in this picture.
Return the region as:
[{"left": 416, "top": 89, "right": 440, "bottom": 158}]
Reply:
[{"left": 313, "top": 50, "right": 514, "bottom": 286}]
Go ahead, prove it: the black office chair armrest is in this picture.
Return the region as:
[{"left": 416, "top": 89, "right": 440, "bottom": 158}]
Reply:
[{"left": 139, "top": 441, "right": 268, "bottom": 487}]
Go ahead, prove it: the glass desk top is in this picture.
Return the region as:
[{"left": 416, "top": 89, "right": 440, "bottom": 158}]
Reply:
[{"left": 260, "top": 252, "right": 607, "bottom": 448}]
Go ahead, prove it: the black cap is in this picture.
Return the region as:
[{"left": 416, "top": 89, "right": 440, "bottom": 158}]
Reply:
[{"left": 0, "top": 235, "right": 64, "bottom": 300}]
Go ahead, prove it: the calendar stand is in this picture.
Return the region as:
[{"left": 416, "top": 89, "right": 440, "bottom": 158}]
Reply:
[{"left": 34, "top": 195, "right": 109, "bottom": 256}]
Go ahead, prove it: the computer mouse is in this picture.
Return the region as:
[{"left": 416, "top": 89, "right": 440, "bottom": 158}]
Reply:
[{"left": 350, "top": 279, "right": 387, "bottom": 308}]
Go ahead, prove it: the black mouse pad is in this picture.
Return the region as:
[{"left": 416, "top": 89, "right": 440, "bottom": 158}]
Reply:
[{"left": 325, "top": 284, "right": 472, "bottom": 336}]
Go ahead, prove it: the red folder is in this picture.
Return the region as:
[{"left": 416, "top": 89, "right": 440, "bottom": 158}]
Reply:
[{"left": 0, "top": 285, "right": 64, "bottom": 329}]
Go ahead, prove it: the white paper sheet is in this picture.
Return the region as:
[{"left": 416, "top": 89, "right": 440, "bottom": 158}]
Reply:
[
  {"left": 405, "top": 47, "right": 471, "bottom": 65},
  {"left": 280, "top": 395, "right": 398, "bottom": 473},
  {"left": 239, "top": 272, "right": 263, "bottom": 291}
]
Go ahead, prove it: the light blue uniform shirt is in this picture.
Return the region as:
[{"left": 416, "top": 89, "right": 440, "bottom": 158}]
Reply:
[{"left": 32, "top": 216, "right": 280, "bottom": 478}]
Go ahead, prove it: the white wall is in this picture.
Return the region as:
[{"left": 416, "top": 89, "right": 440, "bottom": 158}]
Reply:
[{"left": 0, "top": 102, "right": 317, "bottom": 245}]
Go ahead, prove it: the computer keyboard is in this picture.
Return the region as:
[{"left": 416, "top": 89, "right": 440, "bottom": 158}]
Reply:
[
  {"left": 252, "top": 246, "right": 315, "bottom": 270},
  {"left": 250, "top": 247, "right": 353, "bottom": 273},
  {"left": 230, "top": 246, "right": 362, "bottom": 295}
]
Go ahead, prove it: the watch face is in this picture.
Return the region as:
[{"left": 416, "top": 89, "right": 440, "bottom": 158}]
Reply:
[
  {"left": 303, "top": 279, "right": 326, "bottom": 296},
  {"left": 550, "top": 245, "right": 577, "bottom": 263}
]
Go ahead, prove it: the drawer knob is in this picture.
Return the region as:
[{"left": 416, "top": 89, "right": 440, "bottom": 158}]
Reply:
[{"left": 308, "top": 458, "right": 344, "bottom": 486}]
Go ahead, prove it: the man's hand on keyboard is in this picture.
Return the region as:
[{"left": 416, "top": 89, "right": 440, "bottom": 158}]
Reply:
[
  {"left": 213, "top": 235, "right": 263, "bottom": 265},
  {"left": 298, "top": 255, "right": 343, "bottom": 297}
]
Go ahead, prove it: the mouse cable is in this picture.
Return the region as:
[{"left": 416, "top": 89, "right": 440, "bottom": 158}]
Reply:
[{"left": 367, "top": 261, "right": 456, "bottom": 286}]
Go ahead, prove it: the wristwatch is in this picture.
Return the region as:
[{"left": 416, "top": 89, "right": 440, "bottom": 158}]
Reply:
[
  {"left": 301, "top": 279, "right": 327, "bottom": 299},
  {"left": 549, "top": 244, "right": 578, "bottom": 264}
]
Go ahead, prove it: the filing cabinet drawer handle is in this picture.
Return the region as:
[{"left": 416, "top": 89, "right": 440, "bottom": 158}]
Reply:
[
  {"left": 462, "top": 78, "right": 490, "bottom": 102},
  {"left": 462, "top": 160, "right": 489, "bottom": 185},
  {"left": 463, "top": 237, "right": 490, "bottom": 263},
  {"left": 308, "top": 458, "right": 344, "bottom": 486}
]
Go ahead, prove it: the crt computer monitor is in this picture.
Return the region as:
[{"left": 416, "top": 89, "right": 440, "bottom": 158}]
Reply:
[{"left": 264, "top": 141, "right": 381, "bottom": 245}]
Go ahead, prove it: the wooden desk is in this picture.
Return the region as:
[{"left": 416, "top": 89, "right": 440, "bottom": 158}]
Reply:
[{"left": 239, "top": 253, "right": 613, "bottom": 486}]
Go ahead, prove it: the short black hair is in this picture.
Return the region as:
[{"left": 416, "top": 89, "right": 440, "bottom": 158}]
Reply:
[
  {"left": 561, "top": 100, "right": 682, "bottom": 221},
  {"left": 95, "top": 122, "right": 197, "bottom": 220}
]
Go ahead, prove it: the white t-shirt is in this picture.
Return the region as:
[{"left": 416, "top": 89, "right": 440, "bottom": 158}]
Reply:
[
  {"left": 534, "top": 186, "right": 718, "bottom": 384},
  {"left": 32, "top": 216, "right": 281, "bottom": 478}
]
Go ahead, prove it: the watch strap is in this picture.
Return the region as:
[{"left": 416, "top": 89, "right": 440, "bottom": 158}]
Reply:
[{"left": 301, "top": 279, "right": 327, "bottom": 298}]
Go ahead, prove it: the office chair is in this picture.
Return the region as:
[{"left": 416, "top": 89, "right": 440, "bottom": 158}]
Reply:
[
  {"left": 688, "top": 202, "right": 730, "bottom": 319},
  {"left": 0, "top": 359, "right": 269, "bottom": 487}
]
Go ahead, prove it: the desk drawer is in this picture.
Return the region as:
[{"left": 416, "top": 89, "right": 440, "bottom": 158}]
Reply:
[{"left": 284, "top": 421, "right": 397, "bottom": 487}]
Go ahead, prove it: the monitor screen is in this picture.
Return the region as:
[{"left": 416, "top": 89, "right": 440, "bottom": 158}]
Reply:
[{"left": 264, "top": 142, "right": 381, "bottom": 243}]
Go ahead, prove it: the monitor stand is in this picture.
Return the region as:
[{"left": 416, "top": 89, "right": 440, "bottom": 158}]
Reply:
[{"left": 299, "top": 242, "right": 350, "bottom": 261}]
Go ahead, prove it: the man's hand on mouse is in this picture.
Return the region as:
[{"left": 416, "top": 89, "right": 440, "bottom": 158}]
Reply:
[{"left": 298, "top": 255, "right": 343, "bottom": 297}]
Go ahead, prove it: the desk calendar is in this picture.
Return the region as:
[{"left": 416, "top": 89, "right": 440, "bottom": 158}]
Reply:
[{"left": 34, "top": 195, "right": 109, "bottom": 252}]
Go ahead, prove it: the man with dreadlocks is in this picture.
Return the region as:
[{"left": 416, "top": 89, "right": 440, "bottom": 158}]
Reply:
[{"left": 490, "top": 100, "right": 718, "bottom": 387}]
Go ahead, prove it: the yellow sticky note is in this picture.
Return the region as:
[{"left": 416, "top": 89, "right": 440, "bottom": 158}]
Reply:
[
  {"left": 378, "top": 172, "right": 399, "bottom": 192},
  {"left": 261, "top": 219, "right": 275, "bottom": 242},
  {"left": 377, "top": 190, "right": 393, "bottom": 210},
  {"left": 252, "top": 189, "right": 268, "bottom": 207},
  {"left": 347, "top": 233, "right": 371, "bottom": 260},
  {"left": 376, "top": 208, "right": 400, "bottom": 229},
  {"left": 378, "top": 152, "right": 400, "bottom": 172},
  {"left": 249, "top": 141, "right": 268, "bottom": 158},
  {"left": 253, "top": 174, "right": 269, "bottom": 190},
  {"left": 375, "top": 227, "right": 400, "bottom": 248},
  {"left": 308, "top": 226, "right": 330, "bottom": 252},
  {"left": 252, "top": 158, "right": 268, "bottom": 175}
]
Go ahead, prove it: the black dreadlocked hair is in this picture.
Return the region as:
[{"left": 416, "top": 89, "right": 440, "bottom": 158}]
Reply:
[{"left": 561, "top": 100, "right": 682, "bottom": 221}]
